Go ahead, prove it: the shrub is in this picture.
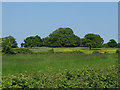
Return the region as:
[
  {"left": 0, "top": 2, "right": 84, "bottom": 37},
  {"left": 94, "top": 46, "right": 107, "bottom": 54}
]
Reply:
[
  {"left": 70, "top": 50, "right": 84, "bottom": 54},
  {"left": 48, "top": 48, "right": 54, "bottom": 53},
  {"left": 104, "top": 51, "right": 108, "bottom": 54},
  {"left": 92, "top": 51, "right": 100, "bottom": 54},
  {"left": 2, "top": 45, "right": 15, "bottom": 54},
  {"left": 116, "top": 49, "right": 120, "bottom": 53},
  {"left": 13, "top": 48, "right": 33, "bottom": 54},
  {"left": 2, "top": 65, "right": 119, "bottom": 88}
]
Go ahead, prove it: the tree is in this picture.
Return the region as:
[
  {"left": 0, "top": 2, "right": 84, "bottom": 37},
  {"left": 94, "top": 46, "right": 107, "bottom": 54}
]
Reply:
[
  {"left": 117, "top": 43, "right": 120, "bottom": 48},
  {"left": 2, "top": 45, "right": 14, "bottom": 54},
  {"left": 42, "top": 37, "right": 49, "bottom": 46},
  {"left": 102, "top": 43, "right": 108, "bottom": 48},
  {"left": 81, "top": 33, "right": 104, "bottom": 49},
  {"left": 21, "top": 35, "right": 42, "bottom": 48},
  {"left": 2, "top": 36, "right": 18, "bottom": 48},
  {"left": 107, "top": 39, "right": 117, "bottom": 48},
  {"left": 2, "top": 36, "right": 17, "bottom": 54},
  {"left": 46, "top": 27, "right": 81, "bottom": 47}
]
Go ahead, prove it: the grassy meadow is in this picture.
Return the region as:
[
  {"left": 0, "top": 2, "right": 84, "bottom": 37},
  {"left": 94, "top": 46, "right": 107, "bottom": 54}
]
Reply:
[{"left": 2, "top": 47, "right": 119, "bottom": 88}]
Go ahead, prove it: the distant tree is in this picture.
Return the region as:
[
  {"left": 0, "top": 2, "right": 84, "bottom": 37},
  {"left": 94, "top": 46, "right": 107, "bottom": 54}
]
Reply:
[
  {"left": 107, "top": 39, "right": 117, "bottom": 48},
  {"left": 2, "top": 36, "right": 18, "bottom": 48},
  {"left": 117, "top": 43, "right": 120, "bottom": 48},
  {"left": 81, "top": 33, "right": 104, "bottom": 49},
  {"left": 42, "top": 37, "right": 49, "bottom": 46},
  {"left": 21, "top": 43, "right": 24, "bottom": 47},
  {"left": 46, "top": 27, "right": 81, "bottom": 47},
  {"left": 21, "top": 35, "right": 42, "bottom": 48},
  {"left": 102, "top": 43, "right": 108, "bottom": 48},
  {"left": 2, "top": 45, "right": 14, "bottom": 54},
  {"left": 2, "top": 36, "right": 17, "bottom": 54},
  {"left": 0, "top": 38, "right": 2, "bottom": 47}
]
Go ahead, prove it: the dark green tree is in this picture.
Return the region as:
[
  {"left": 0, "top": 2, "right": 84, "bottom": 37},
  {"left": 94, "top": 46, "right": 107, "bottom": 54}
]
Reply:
[
  {"left": 46, "top": 28, "right": 81, "bottom": 47},
  {"left": 81, "top": 33, "right": 104, "bottom": 49},
  {"left": 117, "top": 43, "right": 120, "bottom": 48},
  {"left": 102, "top": 43, "right": 108, "bottom": 48},
  {"left": 2, "top": 36, "right": 18, "bottom": 48},
  {"left": 2, "top": 36, "right": 17, "bottom": 54},
  {"left": 107, "top": 39, "right": 117, "bottom": 48},
  {"left": 42, "top": 37, "right": 49, "bottom": 46},
  {"left": 21, "top": 35, "right": 42, "bottom": 48},
  {"left": 2, "top": 45, "right": 14, "bottom": 54}
]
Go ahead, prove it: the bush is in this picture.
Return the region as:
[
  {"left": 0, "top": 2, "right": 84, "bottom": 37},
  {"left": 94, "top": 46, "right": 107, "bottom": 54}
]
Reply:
[
  {"left": 2, "top": 65, "right": 119, "bottom": 88},
  {"left": 92, "top": 51, "right": 100, "bottom": 54},
  {"left": 13, "top": 48, "right": 33, "bottom": 54},
  {"left": 2, "top": 45, "right": 15, "bottom": 54},
  {"left": 48, "top": 48, "right": 54, "bottom": 53},
  {"left": 70, "top": 50, "right": 84, "bottom": 54},
  {"left": 104, "top": 51, "right": 108, "bottom": 54},
  {"left": 116, "top": 49, "right": 120, "bottom": 53}
]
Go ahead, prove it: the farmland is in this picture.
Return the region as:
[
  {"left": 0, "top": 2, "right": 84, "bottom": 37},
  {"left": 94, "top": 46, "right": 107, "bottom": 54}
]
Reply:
[{"left": 2, "top": 47, "right": 119, "bottom": 88}]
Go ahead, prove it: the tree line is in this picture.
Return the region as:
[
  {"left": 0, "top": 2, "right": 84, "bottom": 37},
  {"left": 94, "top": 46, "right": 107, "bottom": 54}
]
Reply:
[{"left": 1, "top": 27, "right": 119, "bottom": 53}]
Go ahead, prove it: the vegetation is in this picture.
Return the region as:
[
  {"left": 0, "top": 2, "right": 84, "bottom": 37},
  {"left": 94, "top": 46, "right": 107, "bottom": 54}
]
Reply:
[
  {"left": 1, "top": 27, "right": 119, "bottom": 54},
  {"left": 1, "top": 27, "right": 119, "bottom": 88},
  {"left": 2, "top": 65, "right": 119, "bottom": 88},
  {"left": 81, "top": 34, "right": 104, "bottom": 49},
  {"left": 107, "top": 39, "right": 117, "bottom": 48},
  {"left": 13, "top": 48, "right": 33, "bottom": 54},
  {"left": 43, "top": 28, "right": 81, "bottom": 47},
  {"left": 2, "top": 53, "right": 119, "bottom": 88},
  {"left": 21, "top": 35, "right": 42, "bottom": 48},
  {"left": 2, "top": 36, "right": 17, "bottom": 48},
  {"left": 2, "top": 36, "right": 17, "bottom": 54}
]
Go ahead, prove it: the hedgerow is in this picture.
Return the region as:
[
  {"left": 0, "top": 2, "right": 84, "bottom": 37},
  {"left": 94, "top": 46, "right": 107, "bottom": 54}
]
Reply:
[{"left": 2, "top": 65, "right": 119, "bottom": 88}]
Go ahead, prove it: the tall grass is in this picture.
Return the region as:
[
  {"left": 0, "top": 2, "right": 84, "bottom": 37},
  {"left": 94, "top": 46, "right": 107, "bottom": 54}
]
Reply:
[{"left": 2, "top": 53, "right": 118, "bottom": 76}]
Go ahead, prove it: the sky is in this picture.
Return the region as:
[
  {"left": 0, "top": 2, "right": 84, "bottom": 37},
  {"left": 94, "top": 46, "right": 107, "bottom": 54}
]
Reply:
[{"left": 2, "top": 2, "right": 118, "bottom": 47}]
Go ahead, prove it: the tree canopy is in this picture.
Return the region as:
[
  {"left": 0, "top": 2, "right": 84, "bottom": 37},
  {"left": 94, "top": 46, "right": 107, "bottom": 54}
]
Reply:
[
  {"left": 2, "top": 36, "right": 18, "bottom": 48},
  {"left": 81, "top": 33, "right": 104, "bottom": 49},
  {"left": 45, "top": 28, "right": 81, "bottom": 47},
  {"left": 107, "top": 39, "right": 117, "bottom": 48},
  {"left": 21, "top": 35, "right": 42, "bottom": 48},
  {"left": 2, "top": 36, "right": 17, "bottom": 54}
]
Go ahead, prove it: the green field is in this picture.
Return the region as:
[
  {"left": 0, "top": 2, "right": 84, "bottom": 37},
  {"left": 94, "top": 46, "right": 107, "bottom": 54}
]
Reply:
[
  {"left": 2, "top": 47, "right": 119, "bottom": 88},
  {"left": 2, "top": 53, "right": 118, "bottom": 76},
  {"left": 28, "top": 47, "right": 117, "bottom": 54}
]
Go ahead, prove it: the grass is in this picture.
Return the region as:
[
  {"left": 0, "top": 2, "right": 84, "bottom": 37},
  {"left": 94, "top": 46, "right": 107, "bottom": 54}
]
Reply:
[
  {"left": 2, "top": 47, "right": 119, "bottom": 88},
  {"left": 2, "top": 53, "right": 118, "bottom": 76},
  {"left": 27, "top": 47, "right": 117, "bottom": 54}
]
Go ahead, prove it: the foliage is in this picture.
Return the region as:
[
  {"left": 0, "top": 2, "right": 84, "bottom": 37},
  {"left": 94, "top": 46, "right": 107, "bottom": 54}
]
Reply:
[
  {"left": 21, "top": 35, "right": 42, "bottom": 48},
  {"left": 2, "top": 45, "right": 15, "bottom": 54},
  {"left": 42, "top": 37, "right": 49, "bottom": 46},
  {"left": 2, "top": 36, "right": 18, "bottom": 48},
  {"left": 81, "top": 34, "right": 104, "bottom": 49},
  {"left": 69, "top": 50, "right": 84, "bottom": 54},
  {"left": 46, "top": 28, "right": 81, "bottom": 47},
  {"left": 102, "top": 43, "right": 109, "bottom": 48},
  {"left": 92, "top": 51, "right": 100, "bottom": 54},
  {"left": 13, "top": 48, "right": 33, "bottom": 54},
  {"left": 117, "top": 43, "right": 120, "bottom": 48},
  {"left": 104, "top": 51, "right": 108, "bottom": 54},
  {"left": 2, "top": 36, "right": 18, "bottom": 54},
  {"left": 48, "top": 48, "right": 54, "bottom": 53},
  {"left": 107, "top": 39, "right": 117, "bottom": 48},
  {"left": 2, "top": 65, "right": 119, "bottom": 88},
  {"left": 116, "top": 49, "right": 120, "bottom": 53}
]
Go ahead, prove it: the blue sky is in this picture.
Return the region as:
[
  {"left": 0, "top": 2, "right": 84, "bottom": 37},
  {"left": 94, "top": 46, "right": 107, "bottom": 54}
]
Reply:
[{"left": 2, "top": 2, "right": 118, "bottom": 47}]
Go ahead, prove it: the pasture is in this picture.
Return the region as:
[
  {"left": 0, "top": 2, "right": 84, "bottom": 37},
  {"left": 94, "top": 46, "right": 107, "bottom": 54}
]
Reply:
[
  {"left": 29, "top": 47, "right": 117, "bottom": 54},
  {"left": 2, "top": 47, "right": 119, "bottom": 88}
]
